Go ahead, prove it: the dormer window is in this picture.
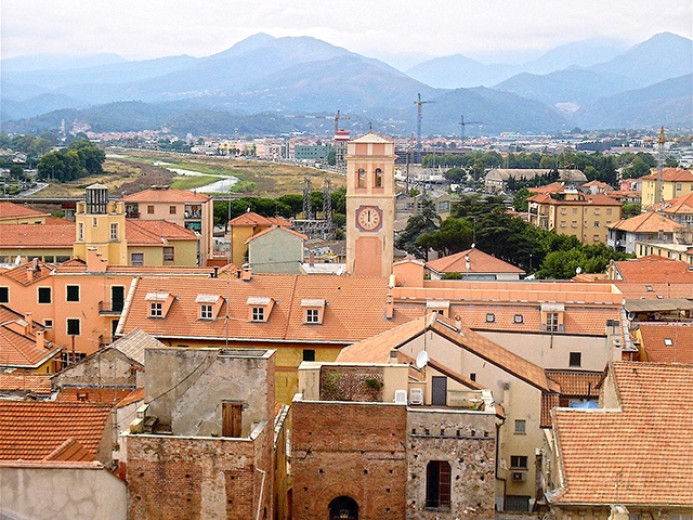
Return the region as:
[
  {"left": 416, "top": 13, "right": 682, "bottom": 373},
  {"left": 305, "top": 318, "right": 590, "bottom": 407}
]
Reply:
[
  {"left": 426, "top": 300, "right": 450, "bottom": 318},
  {"left": 301, "top": 299, "right": 326, "bottom": 324},
  {"left": 195, "top": 294, "right": 223, "bottom": 320},
  {"left": 541, "top": 303, "right": 564, "bottom": 333},
  {"left": 247, "top": 297, "right": 274, "bottom": 322},
  {"left": 145, "top": 291, "right": 175, "bottom": 319}
]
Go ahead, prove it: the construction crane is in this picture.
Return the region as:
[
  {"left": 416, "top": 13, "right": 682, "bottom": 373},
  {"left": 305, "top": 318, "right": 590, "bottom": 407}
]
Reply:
[
  {"left": 414, "top": 93, "right": 434, "bottom": 164},
  {"left": 459, "top": 115, "right": 483, "bottom": 141},
  {"left": 656, "top": 126, "right": 666, "bottom": 204},
  {"left": 333, "top": 110, "right": 351, "bottom": 134}
]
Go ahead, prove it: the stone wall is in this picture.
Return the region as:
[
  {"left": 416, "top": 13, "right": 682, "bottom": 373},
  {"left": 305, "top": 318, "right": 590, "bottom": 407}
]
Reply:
[
  {"left": 51, "top": 348, "right": 138, "bottom": 389},
  {"left": 406, "top": 409, "right": 496, "bottom": 520},
  {"left": 291, "top": 400, "right": 408, "bottom": 520}
]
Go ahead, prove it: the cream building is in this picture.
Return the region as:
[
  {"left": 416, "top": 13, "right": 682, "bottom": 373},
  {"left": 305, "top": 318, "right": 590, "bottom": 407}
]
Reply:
[{"left": 640, "top": 167, "right": 693, "bottom": 209}]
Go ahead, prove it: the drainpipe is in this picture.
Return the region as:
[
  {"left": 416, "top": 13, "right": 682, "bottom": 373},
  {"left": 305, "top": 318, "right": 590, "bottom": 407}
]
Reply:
[{"left": 255, "top": 467, "right": 267, "bottom": 520}]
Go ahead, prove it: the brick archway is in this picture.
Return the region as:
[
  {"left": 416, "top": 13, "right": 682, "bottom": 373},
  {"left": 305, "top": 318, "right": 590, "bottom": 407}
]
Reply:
[{"left": 328, "top": 496, "right": 358, "bottom": 520}]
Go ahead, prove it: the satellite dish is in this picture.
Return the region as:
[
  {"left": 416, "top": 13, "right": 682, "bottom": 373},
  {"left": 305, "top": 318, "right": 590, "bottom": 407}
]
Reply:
[
  {"left": 575, "top": 267, "right": 583, "bottom": 274},
  {"left": 627, "top": 312, "right": 636, "bottom": 321},
  {"left": 415, "top": 351, "right": 429, "bottom": 369}
]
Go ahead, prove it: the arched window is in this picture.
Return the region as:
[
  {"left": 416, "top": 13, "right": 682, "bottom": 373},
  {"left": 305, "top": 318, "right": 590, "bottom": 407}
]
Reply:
[
  {"left": 328, "top": 496, "right": 358, "bottom": 520},
  {"left": 375, "top": 168, "right": 383, "bottom": 187},
  {"left": 426, "top": 460, "right": 451, "bottom": 508},
  {"left": 357, "top": 168, "right": 366, "bottom": 188}
]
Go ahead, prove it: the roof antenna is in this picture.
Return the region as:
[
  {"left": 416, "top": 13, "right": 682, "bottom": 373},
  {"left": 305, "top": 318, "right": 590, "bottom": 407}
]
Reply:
[{"left": 368, "top": 122, "right": 373, "bottom": 131}]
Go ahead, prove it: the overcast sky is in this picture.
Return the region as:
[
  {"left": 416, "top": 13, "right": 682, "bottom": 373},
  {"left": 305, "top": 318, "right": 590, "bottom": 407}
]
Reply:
[{"left": 2, "top": 0, "right": 691, "bottom": 68}]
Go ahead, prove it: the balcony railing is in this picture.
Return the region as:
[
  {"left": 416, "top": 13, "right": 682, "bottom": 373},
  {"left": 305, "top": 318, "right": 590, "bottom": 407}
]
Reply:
[{"left": 99, "top": 301, "right": 124, "bottom": 314}]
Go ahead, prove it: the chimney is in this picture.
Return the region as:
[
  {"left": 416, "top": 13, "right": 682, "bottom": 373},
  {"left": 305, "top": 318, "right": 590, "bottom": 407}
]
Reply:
[
  {"left": 212, "top": 266, "right": 219, "bottom": 278},
  {"left": 24, "top": 312, "right": 32, "bottom": 335},
  {"left": 309, "top": 250, "right": 315, "bottom": 267},
  {"left": 385, "top": 293, "right": 395, "bottom": 320},
  {"left": 86, "top": 247, "right": 108, "bottom": 273},
  {"left": 241, "top": 269, "right": 252, "bottom": 282},
  {"left": 465, "top": 255, "right": 471, "bottom": 272},
  {"left": 36, "top": 330, "right": 45, "bottom": 350}
]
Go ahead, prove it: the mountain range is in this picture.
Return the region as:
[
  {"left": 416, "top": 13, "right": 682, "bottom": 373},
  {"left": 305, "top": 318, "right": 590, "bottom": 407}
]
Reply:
[{"left": 1, "top": 32, "right": 691, "bottom": 137}]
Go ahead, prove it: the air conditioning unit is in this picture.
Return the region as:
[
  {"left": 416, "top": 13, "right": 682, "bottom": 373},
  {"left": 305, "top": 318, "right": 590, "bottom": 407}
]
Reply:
[
  {"left": 409, "top": 388, "right": 424, "bottom": 405},
  {"left": 511, "top": 471, "right": 526, "bottom": 482},
  {"left": 394, "top": 390, "right": 407, "bottom": 404}
]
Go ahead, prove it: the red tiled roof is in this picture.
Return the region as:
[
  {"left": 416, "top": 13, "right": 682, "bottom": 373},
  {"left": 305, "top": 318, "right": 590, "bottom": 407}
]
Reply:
[
  {"left": 246, "top": 225, "right": 307, "bottom": 244},
  {"left": 0, "top": 326, "right": 61, "bottom": 368},
  {"left": 0, "top": 373, "right": 52, "bottom": 394},
  {"left": 117, "top": 388, "right": 145, "bottom": 408},
  {"left": 119, "top": 188, "right": 210, "bottom": 203},
  {"left": 527, "top": 193, "right": 622, "bottom": 206},
  {"left": 613, "top": 256, "right": 693, "bottom": 284},
  {"left": 126, "top": 219, "right": 197, "bottom": 245},
  {"left": 43, "top": 439, "right": 95, "bottom": 462},
  {"left": 55, "top": 387, "right": 135, "bottom": 404},
  {"left": 608, "top": 211, "right": 682, "bottom": 233},
  {"left": 0, "top": 202, "right": 47, "bottom": 220},
  {"left": 651, "top": 191, "right": 693, "bottom": 214},
  {"left": 0, "top": 223, "right": 74, "bottom": 248},
  {"left": 427, "top": 247, "right": 524, "bottom": 275},
  {"left": 338, "top": 313, "right": 557, "bottom": 393},
  {"left": 641, "top": 167, "right": 693, "bottom": 182},
  {"left": 0, "top": 401, "right": 112, "bottom": 461},
  {"left": 528, "top": 182, "right": 565, "bottom": 194},
  {"left": 118, "top": 273, "right": 418, "bottom": 344},
  {"left": 637, "top": 324, "right": 693, "bottom": 363},
  {"left": 551, "top": 362, "right": 693, "bottom": 506},
  {"left": 0, "top": 260, "right": 54, "bottom": 286}
]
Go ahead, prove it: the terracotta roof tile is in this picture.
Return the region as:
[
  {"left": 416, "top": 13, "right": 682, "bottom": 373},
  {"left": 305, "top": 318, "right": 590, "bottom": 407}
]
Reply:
[
  {"left": 641, "top": 167, "right": 693, "bottom": 182},
  {"left": 229, "top": 212, "right": 290, "bottom": 227},
  {"left": 0, "top": 223, "right": 74, "bottom": 248},
  {"left": 55, "top": 387, "right": 135, "bottom": 403},
  {"left": 126, "top": 219, "right": 197, "bottom": 245},
  {"left": 427, "top": 248, "right": 524, "bottom": 275},
  {"left": 119, "top": 188, "right": 210, "bottom": 203},
  {"left": 637, "top": 324, "right": 693, "bottom": 363},
  {"left": 117, "top": 388, "right": 145, "bottom": 408},
  {"left": 528, "top": 182, "right": 565, "bottom": 194},
  {"left": 0, "top": 260, "right": 54, "bottom": 286},
  {"left": 0, "top": 202, "right": 48, "bottom": 220},
  {"left": 551, "top": 362, "right": 693, "bottom": 506},
  {"left": 527, "top": 193, "right": 622, "bottom": 206},
  {"left": 0, "top": 325, "right": 61, "bottom": 368},
  {"left": 43, "top": 439, "right": 95, "bottom": 462},
  {"left": 246, "top": 225, "right": 307, "bottom": 244},
  {"left": 612, "top": 256, "right": 693, "bottom": 284},
  {"left": 0, "top": 373, "right": 52, "bottom": 394},
  {"left": 0, "top": 401, "right": 112, "bottom": 461},
  {"left": 608, "top": 211, "right": 683, "bottom": 233}
]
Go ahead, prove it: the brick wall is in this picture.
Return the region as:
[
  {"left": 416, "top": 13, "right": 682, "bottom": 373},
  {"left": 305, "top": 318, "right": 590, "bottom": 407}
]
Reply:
[
  {"left": 128, "top": 428, "right": 272, "bottom": 520},
  {"left": 292, "top": 401, "right": 408, "bottom": 520}
]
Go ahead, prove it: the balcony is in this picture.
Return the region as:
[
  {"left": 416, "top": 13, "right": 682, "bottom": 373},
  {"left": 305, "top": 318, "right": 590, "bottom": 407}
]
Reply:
[{"left": 99, "top": 301, "right": 124, "bottom": 315}]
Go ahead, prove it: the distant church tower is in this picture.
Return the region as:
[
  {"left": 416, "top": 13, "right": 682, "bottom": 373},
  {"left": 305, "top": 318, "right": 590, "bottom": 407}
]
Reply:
[
  {"left": 345, "top": 132, "right": 396, "bottom": 277},
  {"left": 73, "top": 184, "right": 128, "bottom": 266}
]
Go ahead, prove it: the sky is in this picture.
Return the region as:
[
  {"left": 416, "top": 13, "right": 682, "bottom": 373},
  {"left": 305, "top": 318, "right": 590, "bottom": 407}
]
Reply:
[{"left": 2, "top": 0, "right": 691, "bottom": 69}]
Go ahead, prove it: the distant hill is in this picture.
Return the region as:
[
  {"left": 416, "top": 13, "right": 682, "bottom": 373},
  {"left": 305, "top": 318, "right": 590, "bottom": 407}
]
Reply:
[
  {"left": 1, "top": 32, "right": 690, "bottom": 135},
  {"left": 406, "top": 56, "right": 519, "bottom": 89},
  {"left": 494, "top": 67, "right": 639, "bottom": 109},
  {"left": 521, "top": 38, "right": 628, "bottom": 75},
  {"left": 573, "top": 74, "right": 693, "bottom": 130},
  {"left": 591, "top": 32, "right": 693, "bottom": 87}
]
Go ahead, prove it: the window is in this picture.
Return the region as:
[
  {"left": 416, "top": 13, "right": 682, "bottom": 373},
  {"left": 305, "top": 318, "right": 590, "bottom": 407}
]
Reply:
[
  {"left": 510, "top": 455, "right": 528, "bottom": 469},
  {"left": 149, "top": 303, "right": 163, "bottom": 318},
  {"left": 514, "top": 420, "right": 526, "bottom": 434},
  {"left": 594, "top": 221, "right": 600, "bottom": 228},
  {"left": 594, "top": 208, "right": 601, "bottom": 215},
  {"left": 78, "top": 222, "right": 84, "bottom": 241},
  {"left": 163, "top": 246, "right": 174, "bottom": 262},
  {"left": 38, "top": 287, "right": 51, "bottom": 304},
  {"left": 66, "top": 285, "right": 80, "bottom": 302},
  {"left": 305, "top": 308, "right": 320, "bottom": 323},
  {"left": 147, "top": 205, "right": 154, "bottom": 214},
  {"left": 67, "top": 318, "right": 81, "bottom": 336},
  {"left": 110, "top": 223, "right": 118, "bottom": 240},
  {"left": 569, "top": 352, "right": 582, "bottom": 367},
  {"left": 375, "top": 168, "right": 382, "bottom": 187},
  {"left": 425, "top": 461, "right": 451, "bottom": 509},
  {"left": 438, "top": 201, "right": 450, "bottom": 212},
  {"left": 131, "top": 253, "right": 144, "bottom": 267},
  {"left": 571, "top": 220, "right": 577, "bottom": 228},
  {"left": 546, "top": 312, "right": 560, "bottom": 332},
  {"left": 302, "top": 349, "right": 316, "bottom": 362},
  {"left": 92, "top": 217, "right": 98, "bottom": 227},
  {"left": 486, "top": 313, "right": 495, "bottom": 323},
  {"left": 0, "top": 287, "right": 8, "bottom": 303},
  {"left": 676, "top": 183, "right": 682, "bottom": 191},
  {"left": 251, "top": 307, "right": 264, "bottom": 322},
  {"left": 607, "top": 208, "right": 612, "bottom": 215},
  {"left": 169, "top": 205, "right": 177, "bottom": 214},
  {"left": 469, "top": 373, "right": 476, "bottom": 381},
  {"left": 514, "top": 314, "right": 523, "bottom": 324},
  {"left": 357, "top": 168, "right": 366, "bottom": 188},
  {"left": 44, "top": 319, "right": 53, "bottom": 329},
  {"left": 200, "top": 304, "right": 213, "bottom": 320}
]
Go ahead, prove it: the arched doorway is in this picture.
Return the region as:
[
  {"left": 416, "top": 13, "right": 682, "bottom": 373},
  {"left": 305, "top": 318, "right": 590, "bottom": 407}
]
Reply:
[{"left": 328, "top": 496, "right": 359, "bottom": 520}]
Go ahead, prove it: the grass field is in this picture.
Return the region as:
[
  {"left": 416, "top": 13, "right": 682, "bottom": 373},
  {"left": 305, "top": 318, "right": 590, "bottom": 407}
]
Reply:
[{"left": 34, "top": 149, "right": 345, "bottom": 198}]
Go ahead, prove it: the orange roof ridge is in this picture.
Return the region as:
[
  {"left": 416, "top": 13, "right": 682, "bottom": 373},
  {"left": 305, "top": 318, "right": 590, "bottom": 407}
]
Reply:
[{"left": 43, "top": 438, "right": 96, "bottom": 462}]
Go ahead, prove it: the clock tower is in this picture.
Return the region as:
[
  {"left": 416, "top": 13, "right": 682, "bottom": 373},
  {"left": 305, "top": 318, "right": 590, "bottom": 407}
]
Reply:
[{"left": 345, "top": 132, "right": 396, "bottom": 277}]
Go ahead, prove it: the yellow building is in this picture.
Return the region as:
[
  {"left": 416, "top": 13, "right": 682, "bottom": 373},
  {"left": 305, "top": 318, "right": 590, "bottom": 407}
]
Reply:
[
  {"left": 640, "top": 167, "right": 693, "bottom": 209},
  {"left": 527, "top": 188, "right": 622, "bottom": 244},
  {"left": 228, "top": 212, "right": 291, "bottom": 268}
]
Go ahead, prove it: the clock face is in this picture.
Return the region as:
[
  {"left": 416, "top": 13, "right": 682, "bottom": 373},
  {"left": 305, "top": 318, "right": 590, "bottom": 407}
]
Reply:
[{"left": 355, "top": 205, "right": 383, "bottom": 232}]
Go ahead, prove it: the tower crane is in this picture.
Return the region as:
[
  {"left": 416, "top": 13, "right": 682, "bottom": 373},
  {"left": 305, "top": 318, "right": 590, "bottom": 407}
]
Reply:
[
  {"left": 333, "top": 110, "right": 351, "bottom": 134},
  {"left": 459, "top": 115, "right": 483, "bottom": 141},
  {"left": 414, "top": 93, "right": 434, "bottom": 164}
]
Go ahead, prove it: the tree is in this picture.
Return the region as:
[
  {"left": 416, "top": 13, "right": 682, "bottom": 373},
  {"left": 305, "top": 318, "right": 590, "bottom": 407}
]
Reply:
[
  {"left": 68, "top": 140, "right": 106, "bottom": 175},
  {"left": 512, "top": 187, "right": 531, "bottom": 212},
  {"left": 9, "top": 165, "right": 25, "bottom": 180},
  {"left": 395, "top": 198, "right": 440, "bottom": 261},
  {"left": 277, "top": 194, "right": 304, "bottom": 218},
  {"left": 418, "top": 217, "right": 473, "bottom": 257},
  {"left": 327, "top": 150, "right": 336, "bottom": 166},
  {"left": 622, "top": 203, "right": 641, "bottom": 219}
]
